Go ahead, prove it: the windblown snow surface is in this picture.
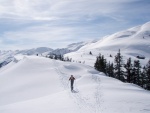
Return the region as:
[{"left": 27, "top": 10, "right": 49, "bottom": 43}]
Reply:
[{"left": 0, "top": 56, "right": 150, "bottom": 113}]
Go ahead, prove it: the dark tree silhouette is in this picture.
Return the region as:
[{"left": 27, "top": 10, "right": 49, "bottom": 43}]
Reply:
[{"left": 114, "top": 49, "right": 124, "bottom": 81}]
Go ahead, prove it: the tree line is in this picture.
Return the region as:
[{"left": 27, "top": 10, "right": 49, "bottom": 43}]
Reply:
[
  {"left": 46, "top": 54, "right": 72, "bottom": 62},
  {"left": 94, "top": 49, "right": 150, "bottom": 90}
]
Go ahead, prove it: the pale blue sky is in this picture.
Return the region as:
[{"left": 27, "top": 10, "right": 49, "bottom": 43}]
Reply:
[{"left": 0, "top": 0, "right": 150, "bottom": 50}]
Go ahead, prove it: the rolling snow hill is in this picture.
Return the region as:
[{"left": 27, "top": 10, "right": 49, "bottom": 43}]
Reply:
[
  {"left": 0, "top": 56, "right": 150, "bottom": 113},
  {"left": 64, "top": 22, "right": 150, "bottom": 66}
]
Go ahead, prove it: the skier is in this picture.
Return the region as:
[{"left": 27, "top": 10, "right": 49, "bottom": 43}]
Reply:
[{"left": 69, "top": 75, "right": 75, "bottom": 91}]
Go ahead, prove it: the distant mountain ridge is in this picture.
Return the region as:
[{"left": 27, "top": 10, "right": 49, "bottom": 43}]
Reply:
[
  {"left": 1, "top": 21, "right": 150, "bottom": 67},
  {"left": 0, "top": 42, "right": 87, "bottom": 68},
  {"left": 17, "top": 47, "right": 53, "bottom": 55},
  {"left": 48, "top": 42, "right": 88, "bottom": 56},
  {"left": 0, "top": 47, "right": 53, "bottom": 68}
]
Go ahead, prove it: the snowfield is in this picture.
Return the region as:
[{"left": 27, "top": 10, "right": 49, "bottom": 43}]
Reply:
[{"left": 0, "top": 56, "right": 150, "bottom": 113}]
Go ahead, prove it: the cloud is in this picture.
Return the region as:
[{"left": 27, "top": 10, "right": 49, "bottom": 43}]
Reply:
[
  {"left": 0, "top": 0, "right": 147, "bottom": 26},
  {"left": 0, "top": 0, "right": 140, "bottom": 21},
  {"left": 0, "top": 0, "right": 150, "bottom": 50},
  {"left": 4, "top": 26, "right": 71, "bottom": 41},
  {"left": 0, "top": 23, "right": 93, "bottom": 49},
  {"left": 0, "top": 19, "right": 106, "bottom": 50},
  {"left": 1, "top": 21, "right": 99, "bottom": 39}
]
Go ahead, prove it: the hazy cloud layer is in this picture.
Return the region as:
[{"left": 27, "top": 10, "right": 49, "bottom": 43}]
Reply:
[{"left": 0, "top": 0, "right": 150, "bottom": 50}]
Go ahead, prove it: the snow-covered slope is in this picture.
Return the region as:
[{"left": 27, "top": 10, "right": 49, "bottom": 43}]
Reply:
[
  {"left": 0, "top": 51, "right": 17, "bottom": 68},
  {"left": 67, "top": 41, "right": 91, "bottom": 51},
  {"left": 79, "top": 22, "right": 150, "bottom": 53},
  {"left": 0, "top": 47, "right": 53, "bottom": 68},
  {"left": 0, "top": 56, "right": 149, "bottom": 113},
  {"left": 65, "top": 22, "right": 150, "bottom": 66}
]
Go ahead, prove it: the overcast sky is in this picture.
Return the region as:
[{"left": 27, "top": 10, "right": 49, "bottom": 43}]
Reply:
[{"left": 0, "top": 0, "right": 150, "bottom": 50}]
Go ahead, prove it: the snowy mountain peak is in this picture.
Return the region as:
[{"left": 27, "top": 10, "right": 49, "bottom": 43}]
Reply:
[
  {"left": 141, "top": 21, "right": 150, "bottom": 30},
  {"left": 65, "top": 21, "right": 150, "bottom": 67}
]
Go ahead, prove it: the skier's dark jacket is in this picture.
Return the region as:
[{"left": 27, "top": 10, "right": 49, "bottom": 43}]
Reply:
[{"left": 69, "top": 76, "right": 75, "bottom": 83}]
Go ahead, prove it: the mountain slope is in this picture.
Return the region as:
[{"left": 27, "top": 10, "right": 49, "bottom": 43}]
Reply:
[
  {"left": 79, "top": 22, "right": 150, "bottom": 53},
  {"left": 0, "top": 56, "right": 150, "bottom": 113},
  {"left": 64, "top": 22, "right": 150, "bottom": 66}
]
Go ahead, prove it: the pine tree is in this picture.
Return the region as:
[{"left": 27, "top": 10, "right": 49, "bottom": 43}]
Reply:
[
  {"left": 89, "top": 51, "right": 92, "bottom": 55},
  {"left": 133, "top": 60, "right": 141, "bottom": 86},
  {"left": 59, "top": 55, "right": 64, "bottom": 61},
  {"left": 101, "top": 55, "right": 107, "bottom": 73},
  {"left": 94, "top": 54, "right": 102, "bottom": 72},
  {"left": 94, "top": 56, "right": 100, "bottom": 71},
  {"left": 141, "top": 66, "right": 147, "bottom": 88},
  {"left": 0, "top": 63, "right": 2, "bottom": 68},
  {"left": 110, "top": 63, "right": 114, "bottom": 78},
  {"left": 132, "top": 68, "right": 136, "bottom": 84},
  {"left": 145, "top": 60, "right": 150, "bottom": 90},
  {"left": 106, "top": 62, "right": 109, "bottom": 76},
  {"left": 94, "top": 54, "right": 107, "bottom": 74},
  {"left": 124, "top": 58, "right": 133, "bottom": 83},
  {"left": 54, "top": 55, "right": 57, "bottom": 60},
  {"left": 49, "top": 55, "right": 53, "bottom": 59},
  {"left": 107, "top": 62, "right": 114, "bottom": 77},
  {"left": 64, "top": 57, "right": 69, "bottom": 62},
  {"left": 114, "top": 49, "right": 124, "bottom": 81}
]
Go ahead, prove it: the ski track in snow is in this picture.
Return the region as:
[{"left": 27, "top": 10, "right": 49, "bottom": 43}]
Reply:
[
  {"left": 92, "top": 74, "right": 104, "bottom": 113},
  {"left": 52, "top": 60, "right": 103, "bottom": 113},
  {"left": 0, "top": 57, "right": 150, "bottom": 113}
]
